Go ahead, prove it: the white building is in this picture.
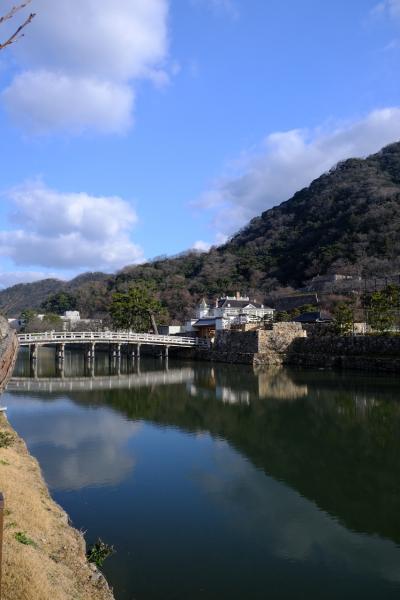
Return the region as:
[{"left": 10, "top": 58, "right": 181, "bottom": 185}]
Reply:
[
  {"left": 62, "top": 311, "right": 81, "bottom": 322},
  {"left": 186, "top": 293, "right": 274, "bottom": 336}
]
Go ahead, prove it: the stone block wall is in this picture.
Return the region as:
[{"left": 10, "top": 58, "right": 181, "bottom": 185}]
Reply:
[
  {"left": 288, "top": 335, "right": 400, "bottom": 373},
  {"left": 185, "top": 323, "right": 307, "bottom": 366}
]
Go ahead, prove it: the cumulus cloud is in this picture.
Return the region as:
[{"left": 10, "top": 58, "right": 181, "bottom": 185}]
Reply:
[
  {"left": 0, "top": 182, "right": 144, "bottom": 273},
  {"left": 196, "top": 108, "right": 400, "bottom": 237},
  {"left": 1, "top": 0, "right": 169, "bottom": 134},
  {"left": 3, "top": 71, "right": 134, "bottom": 135}
]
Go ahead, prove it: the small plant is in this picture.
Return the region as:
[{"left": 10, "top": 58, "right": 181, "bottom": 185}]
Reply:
[
  {"left": 15, "top": 531, "right": 37, "bottom": 547},
  {"left": 87, "top": 538, "right": 115, "bottom": 568},
  {"left": 0, "top": 431, "right": 13, "bottom": 448},
  {"left": 0, "top": 459, "right": 10, "bottom": 465}
]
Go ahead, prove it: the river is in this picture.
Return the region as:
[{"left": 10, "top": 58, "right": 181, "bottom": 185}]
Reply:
[{"left": 3, "top": 347, "right": 400, "bottom": 599}]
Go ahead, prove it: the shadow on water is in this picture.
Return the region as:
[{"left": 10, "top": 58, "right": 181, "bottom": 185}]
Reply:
[{"left": 11, "top": 347, "right": 400, "bottom": 548}]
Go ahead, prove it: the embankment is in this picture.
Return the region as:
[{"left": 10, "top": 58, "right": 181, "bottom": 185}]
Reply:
[
  {"left": 0, "top": 319, "right": 115, "bottom": 600},
  {"left": 175, "top": 324, "right": 400, "bottom": 373},
  {"left": 289, "top": 334, "right": 400, "bottom": 373}
]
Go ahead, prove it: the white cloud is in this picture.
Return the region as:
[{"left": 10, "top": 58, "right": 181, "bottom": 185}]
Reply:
[
  {"left": 196, "top": 108, "right": 400, "bottom": 237},
  {"left": 0, "top": 182, "right": 144, "bottom": 272},
  {"left": 1, "top": 0, "right": 170, "bottom": 134},
  {"left": 193, "top": 240, "right": 212, "bottom": 252},
  {"left": 3, "top": 71, "right": 134, "bottom": 135}
]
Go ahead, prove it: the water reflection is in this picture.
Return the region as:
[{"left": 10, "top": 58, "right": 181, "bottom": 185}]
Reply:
[{"left": 5, "top": 352, "right": 400, "bottom": 599}]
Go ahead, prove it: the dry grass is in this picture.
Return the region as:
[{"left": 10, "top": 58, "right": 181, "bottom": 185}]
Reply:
[{"left": 0, "top": 414, "right": 115, "bottom": 600}]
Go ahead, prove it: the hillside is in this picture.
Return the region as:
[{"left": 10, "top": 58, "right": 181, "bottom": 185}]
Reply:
[{"left": 1, "top": 141, "right": 400, "bottom": 320}]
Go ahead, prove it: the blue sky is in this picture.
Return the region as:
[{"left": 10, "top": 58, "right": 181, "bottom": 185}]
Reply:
[{"left": 0, "top": 0, "right": 399, "bottom": 286}]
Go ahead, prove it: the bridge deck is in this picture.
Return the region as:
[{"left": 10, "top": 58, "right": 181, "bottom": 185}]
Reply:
[{"left": 18, "top": 331, "right": 209, "bottom": 349}]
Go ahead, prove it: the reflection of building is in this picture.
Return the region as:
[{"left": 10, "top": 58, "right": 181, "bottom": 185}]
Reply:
[
  {"left": 257, "top": 370, "right": 308, "bottom": 401},
  {"left": 186, "top": 293, "right": 274, "bottom": 338}
]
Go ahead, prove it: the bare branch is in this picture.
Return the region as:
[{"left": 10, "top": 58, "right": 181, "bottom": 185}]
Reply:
[
  {"left": 0, "top": 11, "right": 35, "bottom": 51},
  {"left": 0, "top": 0, "right": 32, "bottom": 25}
]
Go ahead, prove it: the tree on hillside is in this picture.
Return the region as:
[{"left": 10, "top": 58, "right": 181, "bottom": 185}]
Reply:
[
  {"left": 1, "top": 1, "right": 35, "bottom": 51},
  {"left": 110, "top": 284, "right": 166, "bottom": 333},
  {"left": 333, "top": 302, "right": 354, "bottom": 335},
  {"left": 24, "top": 313, "right": 63, "bottom": 333},
  {"left": 41, "top": 292, "right": 78, "bottom": 315},
  {"left": 367, "top": 290, "right": 395, "bottom": 334}
]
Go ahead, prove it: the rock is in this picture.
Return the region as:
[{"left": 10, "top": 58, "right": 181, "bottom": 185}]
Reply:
[{"left": 0, "top": 316, "right": 9, "bottom": 340}]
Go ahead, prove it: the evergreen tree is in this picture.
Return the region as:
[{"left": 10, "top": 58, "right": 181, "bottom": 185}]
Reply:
[
  {"left": 333, "top": 302, "right": 353, "bottom": 335},
  {"left": 110, "top": 284, "right": 165, "bottom": 332}
]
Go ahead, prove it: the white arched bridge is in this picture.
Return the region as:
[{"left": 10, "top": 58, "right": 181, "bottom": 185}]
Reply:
[{"left": 18, "top": 330, "right": 209, "bottom": 361}]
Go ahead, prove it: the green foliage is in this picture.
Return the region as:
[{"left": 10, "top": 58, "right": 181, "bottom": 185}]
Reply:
[
  {"left": 20, "top": 309, "right": 37, "bottom": 324},
  {"left": 275, "top": 311, "right": 290, "bottom": 322},
  {"left": 110, "top": 283, "right": 165, "bottom": 332},
  {"left": 368, "top": 291, "right": 395, "bottom": 334},
  {"left": 41, "top": 292, "right": 77, "bottom": 315},
  {"left": 333, "top": 302, "right": 354, "bottom": 335},
  {"left": 24, "top": 313, "right": 63, "bottom": 333},
  {"left": 0, "top": 430, "right": 14, "bottom": 448},
  {"left": 87, "top": 538, "right": 115, "bottom": 568},
  {"left": 15, "top": 532, "right": 36, "bottom": 547}
]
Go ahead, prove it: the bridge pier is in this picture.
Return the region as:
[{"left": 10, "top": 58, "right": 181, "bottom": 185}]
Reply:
[
  {"left": 29, "top": 343, "right": 38, "bottom": 363},
  {"left": 136, "top": 344, "right": 141, "bottom": 360},
  {"left": 109, "top": 343, "right": 121, "bottom": 359},
  {"left": 86, "top": 342, "right": 95, "bottom": 361},
  {"left": 56, "top": 359, "right": 65, "bottom": 379},
  {"left": 29, "top": 343, "right": 38, "bottom": 378},
  {"left": 56, "top": 343, "right": 65, "bottom": 362},
  {"left": 129, "top": 343, "right": 136, "bottom": 361}
]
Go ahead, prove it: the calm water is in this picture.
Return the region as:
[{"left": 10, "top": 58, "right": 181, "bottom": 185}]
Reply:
[{"left": 3, "top": 347, "right": 400, "bottom": 599}]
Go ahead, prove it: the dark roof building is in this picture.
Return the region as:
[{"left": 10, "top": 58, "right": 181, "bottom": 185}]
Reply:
[{"left": 292, "top": 311, "right": 332, "bottom": 324}]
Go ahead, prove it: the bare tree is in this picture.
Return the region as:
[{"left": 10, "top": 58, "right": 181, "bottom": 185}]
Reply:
[{"left": 0, "top": 1, "right": 35, "bottom": 51}]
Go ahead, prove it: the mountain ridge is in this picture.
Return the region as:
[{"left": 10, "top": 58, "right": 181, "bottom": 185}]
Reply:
[{"left": 1, "top": 141, "right": 400, "bottom": 319}]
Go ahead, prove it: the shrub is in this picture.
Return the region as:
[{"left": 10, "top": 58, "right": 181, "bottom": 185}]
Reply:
[{"left": 87, "top": 538, "right": 115, "bottom": 568}]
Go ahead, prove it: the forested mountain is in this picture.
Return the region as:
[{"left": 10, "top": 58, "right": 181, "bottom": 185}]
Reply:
[{"left": 1, "top": 141, "right": 400, "bottom": 321}]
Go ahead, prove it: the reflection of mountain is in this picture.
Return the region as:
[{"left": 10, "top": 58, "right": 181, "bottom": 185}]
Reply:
[
  {"left": 9, "top": 361, "right": 400, "bottom": 547},
  {"left": 58, "top": 366, "right": 400, "bottom": 547}
]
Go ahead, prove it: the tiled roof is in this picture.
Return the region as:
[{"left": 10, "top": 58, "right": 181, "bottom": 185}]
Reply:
[
  {"left": 192, "top": 318, "right": 217, "bottom": 327},
  {"left": 218, "top": 300, "right": 264, "bottom": 309}
]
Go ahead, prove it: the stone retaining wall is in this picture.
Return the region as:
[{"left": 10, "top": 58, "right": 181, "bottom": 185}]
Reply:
[
  {"left": 288, "top": 335, "right": 400, "bottom": 373},
  {"left": 173, "top": 324, "right": 306, "bottom": 366}
]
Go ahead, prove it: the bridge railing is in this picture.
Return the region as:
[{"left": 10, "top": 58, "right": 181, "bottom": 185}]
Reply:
[{"left": 17, "top": 331, "right": 210, "bottom": 348}]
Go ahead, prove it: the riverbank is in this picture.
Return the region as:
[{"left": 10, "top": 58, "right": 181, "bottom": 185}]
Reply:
[
  {"left": 0, "top": 413, "right": 115, "bottom": 600},
  {"left": 0, "top": 317, "right": 115, "bottom": 600}
]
